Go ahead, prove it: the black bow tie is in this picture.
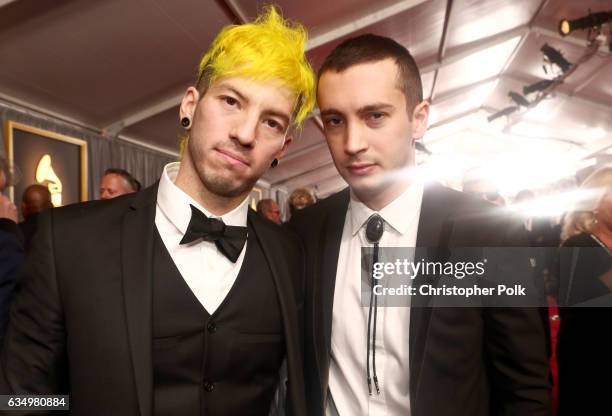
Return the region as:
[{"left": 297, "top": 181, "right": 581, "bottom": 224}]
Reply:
[{"left": 180, "top": 204, "right": 247, "bottom": 263}]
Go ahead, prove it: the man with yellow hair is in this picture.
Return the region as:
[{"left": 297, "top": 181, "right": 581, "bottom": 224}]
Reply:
[{"left": 1, "top": 7, "right": 314, "bottom": 415}]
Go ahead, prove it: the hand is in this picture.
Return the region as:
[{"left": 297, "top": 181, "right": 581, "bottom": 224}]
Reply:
[{"left": 0, "top": 194, "right": 18, "bottom": 222}]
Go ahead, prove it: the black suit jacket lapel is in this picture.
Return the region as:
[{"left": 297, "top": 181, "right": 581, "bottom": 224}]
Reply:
[
  {"left": 248, "top": 210, "right": 307, "bottom": 416},
  {"left": 121, "top": 183, "right": 158, "bottom": 416},
  {"left": 410, "top": 183, "right": 456, "bottom": 408},
  {"left": 316, "top": 189, "right": 349, "bottom": 402}
]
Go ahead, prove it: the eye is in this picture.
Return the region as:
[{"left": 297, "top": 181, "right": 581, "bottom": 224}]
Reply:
[
  {"left": 264, "top": 118, "right": 287, "bottom": 133},
  {"left": 323, "top": 116, "right": 343, "bottom": 129},
  {"left": 266, "top": 119, "right": 279, "bottom": 129},
  {"left": 221, "top": 96, "right": 238, "bottom": 106},
  {"left": 368, "top": 112, "right": 385, "bottom": 121}
]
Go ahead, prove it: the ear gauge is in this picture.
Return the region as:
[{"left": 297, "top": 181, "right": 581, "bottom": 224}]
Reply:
[
  {"left": 180, "top": 117, "right": 191, "bottom": 128},
  {"left": 271, "top": 158, "right": 279, "bottom": 168}
]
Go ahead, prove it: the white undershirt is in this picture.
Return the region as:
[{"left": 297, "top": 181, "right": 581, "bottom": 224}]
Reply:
[
  {"left": 327, "top": 180, "right": 423, "bottom": 415},
  {"left": 154, "top": 162, "right": 249, "bottom": 314}
]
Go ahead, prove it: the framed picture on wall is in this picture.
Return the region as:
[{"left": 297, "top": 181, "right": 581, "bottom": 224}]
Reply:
[{"left": 4, "top": 121, "right": 88, "bottom": 211}]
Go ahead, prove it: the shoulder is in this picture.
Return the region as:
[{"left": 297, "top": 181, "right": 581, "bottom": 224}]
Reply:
[
  {"left": 424, "top": 183, "right": 524, "bottom": 245},
  {"left": 562, "top": 232, "right": 597, "bottom": 247},
  {"left": 49, "top": 192, "right": 138, "bottom": 228},
  {"left": 250, "top": 209, "right": 302, "bottom": 252},
  {"left": 288, "top": 188, "right": 349, "bottom": 233}
]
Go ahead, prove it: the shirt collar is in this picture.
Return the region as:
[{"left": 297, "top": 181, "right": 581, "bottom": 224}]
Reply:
[
  {"left": 349, "top": 179, "right": 424, "bottom": 237},
  {"left": 157, "top": 162, "right": 249, "bottom": 234}
]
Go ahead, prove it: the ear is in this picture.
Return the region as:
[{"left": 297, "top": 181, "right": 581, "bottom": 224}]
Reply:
[
  {"left": 411, "top": 100, "right": 430, "bottom": 141},
  {"left": 179, "top": 87, "right": 200, "bottom": 122},
  {"left": 274, "top": 135, "right": 293, "bottom": 160}
]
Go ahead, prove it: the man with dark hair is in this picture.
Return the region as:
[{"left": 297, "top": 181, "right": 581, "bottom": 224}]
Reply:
[
  {"left": 20, "top": 184, "right": 53, "bottom": 251},
  {"left": 21, "top": 184, "right": 53, "bottom": 220},
  {"left": 99, "top": 168, "right": 140, "bottom": 199},
  {"left": 257, "top": 198, "right": 282, "bottom": 224},
  {"left": 290, "top": 34, "right": 550, "bottom": 415}
]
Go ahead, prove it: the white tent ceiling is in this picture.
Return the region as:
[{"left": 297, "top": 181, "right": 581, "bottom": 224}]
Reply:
[{"left": 1, "top": 0, "right": 611, "bottom": 198}]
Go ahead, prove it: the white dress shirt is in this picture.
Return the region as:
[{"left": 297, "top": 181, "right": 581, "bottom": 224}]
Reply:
[
  {"left": 327, "top": 180, "right": 424, "bottom": 416},
  {"left": 155, "top": 162, "right": 249, "bottom": 314}
]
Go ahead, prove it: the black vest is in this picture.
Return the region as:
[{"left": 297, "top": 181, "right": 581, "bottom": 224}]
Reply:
[{"left": 152, "top": 225, "right": 285, "bottom": 416}]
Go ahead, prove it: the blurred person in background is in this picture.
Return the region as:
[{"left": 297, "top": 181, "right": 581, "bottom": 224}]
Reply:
[
  {"left": 557, "top": 166, "right": 612, "bottom": 416},
  {"left": 257, "top": 198, "right": 282, "bottom": 224},
  {"left": 99, "top": 167, "right": 140, "bottom": 199},
  {"left": 288, "top": 188, "right": 315, "bottom": 216},
  {"left": 0, "top": 155, "right": 23, "bottom": 345},
  {"left": 20, "top": 184, "right": 53, "bottom": 252}
]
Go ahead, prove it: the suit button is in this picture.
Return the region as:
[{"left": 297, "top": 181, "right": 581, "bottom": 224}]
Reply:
[
  {"left": 204, "top": 382, "right": 215, "bottom": 392},
  {"left": 207, "top": 322, "right": 217, "bottom": 333}
]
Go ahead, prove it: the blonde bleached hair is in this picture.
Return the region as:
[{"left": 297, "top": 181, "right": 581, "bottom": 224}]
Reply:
[
  {"left": 177, "top": 6, "right": 315, "bottom": 157},
  {"left": 561, "top": 166, "right": 612, "bottom": 242},
  {"left": 197, "top": 6, "right": 315, "bottom": 127}
]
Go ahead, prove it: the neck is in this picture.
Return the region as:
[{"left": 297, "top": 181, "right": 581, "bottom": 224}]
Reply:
[
  {"left": 354, "top": 177, "right": 413, "bottom": 211},
  {"left": 174, "top": 166, "right": 247, "bottom": 217},
  {"left": 593, "top": 223, "right": 612, "bottom": 248}
]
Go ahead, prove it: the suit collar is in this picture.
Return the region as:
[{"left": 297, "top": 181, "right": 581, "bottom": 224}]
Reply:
[
  {"left": 348, "top": 180, "right": 424, "bottom": 237},
  {"left": 122, "top": 182, "right": 158, "bottom": 416},
  {"left": 410, "top": 182, "right": 458, "bottom": 408},
  {"left": 315, "top": 189, "right": 350, "bottom": 407},
  {"left": 248, "top": 210, "right": 307, "bottom": 416}
]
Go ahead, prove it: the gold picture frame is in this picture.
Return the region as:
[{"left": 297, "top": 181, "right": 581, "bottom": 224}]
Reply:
[
  {"left": 4, "top": 120, "right": 88, "bottom": 206},
  {"left": 249, "top": 186, "right": 263, "bottom": 210}
]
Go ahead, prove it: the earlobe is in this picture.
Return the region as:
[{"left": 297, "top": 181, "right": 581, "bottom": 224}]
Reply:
[
  {"left": 277, "top": 135, "right": 293, "bottom": 159},
  {"left": 411, "top": 101, "right": 430, "bottom": 139},
  {"left": 179, "top": 87, "right": 200, "bottom": 126}
]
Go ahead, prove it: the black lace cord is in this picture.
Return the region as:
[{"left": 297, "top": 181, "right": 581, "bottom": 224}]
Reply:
[
  {"left": 366, "top": 252, "right": 375, "bottom": 395},
  {"left": 365, "top": 213, "right": 384, "bottom": 396},
  {"left": 371, "top": 242, "right": 381, "bottom": 395}
]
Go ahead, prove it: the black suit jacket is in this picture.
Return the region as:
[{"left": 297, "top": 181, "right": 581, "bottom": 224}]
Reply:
[
  {"left": 290, "top": 183, "right": 550, "bottom": 416},
  {"left": 0, "top": 183, "right": 306, "bottom": 416}
]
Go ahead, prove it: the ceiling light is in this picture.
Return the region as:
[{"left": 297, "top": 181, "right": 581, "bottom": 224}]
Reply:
[
  {"left": 487, "top": 106, "right": 518, "bottom": 122},
  {"left": 559, "top": 11, "right": 612, "bottom": 36},
  {"left": 508, "top": 91, "right": 530, "bottom": 107},
  {"left": 523, "top": 79, "right": 555, "bottom": 95},
  {"left": 541, "top": 44, "right": 572, "bottom": 73}
]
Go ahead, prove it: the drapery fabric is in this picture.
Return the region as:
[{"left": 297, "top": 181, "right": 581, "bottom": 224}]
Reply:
[{"left": 0, "top": 101, "right": 176, "bottom": 200}]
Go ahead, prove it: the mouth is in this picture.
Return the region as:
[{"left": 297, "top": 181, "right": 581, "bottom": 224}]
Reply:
[
  {"left": 215, "top": 148, "right": 250, "bottom": 167},
  {"left": 347, "top": 162, "right": 376, "bottom": 176}
]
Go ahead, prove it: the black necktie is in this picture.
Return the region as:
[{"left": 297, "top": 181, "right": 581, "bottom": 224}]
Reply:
[{"left": 180, "top": 204, "right": 247, "bottom": 263}]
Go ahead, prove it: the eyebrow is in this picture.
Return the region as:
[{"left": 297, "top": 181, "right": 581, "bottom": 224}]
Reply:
[
  {"left": 356, "top": 103, "right": 395, "bottom": 115},
  {"left": 217, "top": 84, "right": 249, "bottom": 104},
  {"left": 217, "top": 83, "right": 291, "bottom": 127},
  {"left": 320, "top": 103, "right": 395, "bottom": 118}
]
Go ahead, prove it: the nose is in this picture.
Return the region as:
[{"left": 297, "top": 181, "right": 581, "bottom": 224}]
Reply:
[
  {"left": 344, "top": 122, "right": 368, "bottom": 156},
  {"left": 230, "top": 110, "right": 258, "bottom": 147}
]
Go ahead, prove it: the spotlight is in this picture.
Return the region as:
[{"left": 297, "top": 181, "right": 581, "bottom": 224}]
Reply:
[
  {"left": 523, "top": 79, "right": 555, "bottom": 95},
  {"left": 487, "top": 106, "right": 518, "bottom": 122},
  {"left": 508, "top": 91, "right": 530, "bottom": 107},
  {"left": 559, "top": 11, "right": 612, "bottom": 36},
  {"left": 541, "top": 44, "right": 572, "bottom": 73}
]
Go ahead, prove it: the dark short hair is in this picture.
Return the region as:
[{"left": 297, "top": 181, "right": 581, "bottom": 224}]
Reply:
[
  {"left": 103, "top": 168, "right": 140, "bottom": 192},
  {"left": 256, "top": 198, "right": 276, "bottom": 214},
  {"left": 318, "top": 34, "right": 423, "bottom": 113}
]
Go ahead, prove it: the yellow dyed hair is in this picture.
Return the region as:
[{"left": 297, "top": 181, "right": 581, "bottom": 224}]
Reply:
[{"left": 196, "top": 6, "right": 315, "bottom": 128}]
